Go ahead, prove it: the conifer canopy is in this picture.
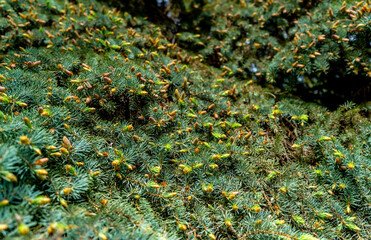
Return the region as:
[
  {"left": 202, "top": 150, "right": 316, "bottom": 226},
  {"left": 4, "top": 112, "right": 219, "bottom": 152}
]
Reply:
[{"left": 0, "top": 0, "right": 370, "bottom": 239}]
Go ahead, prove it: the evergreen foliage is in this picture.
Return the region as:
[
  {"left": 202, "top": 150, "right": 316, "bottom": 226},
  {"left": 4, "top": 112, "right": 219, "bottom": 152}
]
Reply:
[
  {"left": 170, "top": 0, "right": 371, "bottom": 107},
  {"left": 0, "top": 0, "right": 370, "bottom": 239}
]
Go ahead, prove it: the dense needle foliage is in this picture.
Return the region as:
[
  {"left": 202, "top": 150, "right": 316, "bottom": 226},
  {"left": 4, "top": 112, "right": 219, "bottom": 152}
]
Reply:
[
  {"left": 165, "top": 0, "right": 371, "bottom": 107},
  {"left": 0, "top": 0, "right": 370, "bottom": 240}
]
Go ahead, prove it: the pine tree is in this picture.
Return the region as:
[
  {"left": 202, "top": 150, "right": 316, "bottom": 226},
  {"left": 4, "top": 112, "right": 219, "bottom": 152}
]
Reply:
[{"left": 0, "top": 0, "right": 369, "bottom": 239}]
